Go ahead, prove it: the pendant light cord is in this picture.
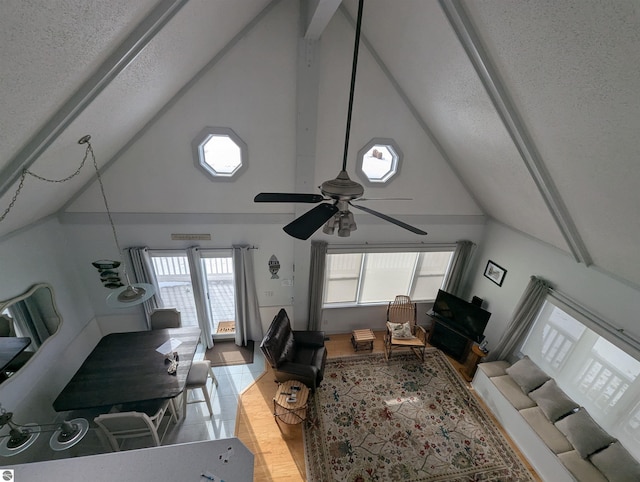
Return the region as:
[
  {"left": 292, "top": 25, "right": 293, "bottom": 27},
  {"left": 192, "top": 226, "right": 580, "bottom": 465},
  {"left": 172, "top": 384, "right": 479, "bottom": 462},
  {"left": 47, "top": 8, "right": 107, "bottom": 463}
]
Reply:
[
  {"left": 341, "top": 0, "right": 365, "bottom": 172},
  {"left": 80, "top": 136, "right": 132, "bottom": 286}
]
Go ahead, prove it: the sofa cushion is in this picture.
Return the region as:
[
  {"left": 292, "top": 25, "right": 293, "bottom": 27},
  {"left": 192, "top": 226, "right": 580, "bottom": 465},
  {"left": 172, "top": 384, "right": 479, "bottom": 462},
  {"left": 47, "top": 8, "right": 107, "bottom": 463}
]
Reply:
[
  {"left": 590, "top": 441, "right": 640, "bottom": 482},
  {"left": 528, "top": 379, "right": 579, "bottom": 422},
  {"left": 555, "top": 408, "right": 616, "bottom": 458},
  {"left": 505, "top": 356, "right": 550, "bottom": 393},
  {"left": 477, "top": 361, "right": 510, "bottom": 378},
  {"left": 558, "top": 450, "right": 609, "bottom": 482},
  {"left": 491, "top": 375, "right": 537, "bottom": 410},
  {"left": 519, "top": 407, "right": 574, "bottom": 454}
]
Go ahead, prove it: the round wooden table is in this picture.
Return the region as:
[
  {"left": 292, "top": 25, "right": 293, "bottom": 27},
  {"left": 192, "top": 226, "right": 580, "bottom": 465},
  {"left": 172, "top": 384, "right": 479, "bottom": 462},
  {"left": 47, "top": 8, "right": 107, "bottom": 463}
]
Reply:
[{"left": 273, "top": 380, "right": 310, "bottom": 425}]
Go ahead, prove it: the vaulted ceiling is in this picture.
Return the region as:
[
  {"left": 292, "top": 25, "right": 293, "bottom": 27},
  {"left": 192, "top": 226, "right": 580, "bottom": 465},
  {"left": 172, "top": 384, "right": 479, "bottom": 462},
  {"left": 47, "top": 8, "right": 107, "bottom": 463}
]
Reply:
[{"left": 1, "top": 0, "right": 639, "bottom": 287}]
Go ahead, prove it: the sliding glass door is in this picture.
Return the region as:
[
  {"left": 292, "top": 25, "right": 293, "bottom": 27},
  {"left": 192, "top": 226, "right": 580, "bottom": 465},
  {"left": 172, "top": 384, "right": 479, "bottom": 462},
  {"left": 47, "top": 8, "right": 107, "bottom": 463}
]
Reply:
[
  {"left": 149, "top": 250, "right": 236, "bottom": 341},
  {"left": 200, "top": 250, "right": 236, "bottom": 340},
  {"left": 149, "top": 252, "right": 198, "bottom": 328}
]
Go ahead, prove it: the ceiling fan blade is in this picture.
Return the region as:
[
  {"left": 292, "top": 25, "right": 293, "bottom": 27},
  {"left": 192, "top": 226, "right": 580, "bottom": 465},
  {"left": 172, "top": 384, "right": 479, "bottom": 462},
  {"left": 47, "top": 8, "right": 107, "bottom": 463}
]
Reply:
[
  {"left": 350, "top": 203, "right": 427, "bottom": 235},
  {"left": 254, "top": 193, "right": 325, "bottom": 203},
  {"left": 283, "top": 203, "right": 339, "bottom": 240}
]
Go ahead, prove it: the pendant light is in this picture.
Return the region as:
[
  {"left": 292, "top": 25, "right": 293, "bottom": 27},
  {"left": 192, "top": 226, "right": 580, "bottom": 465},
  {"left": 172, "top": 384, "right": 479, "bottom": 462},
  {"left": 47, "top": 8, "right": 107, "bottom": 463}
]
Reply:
[{"left": 79, "top": 135, "right": 155, "bottom": 308}]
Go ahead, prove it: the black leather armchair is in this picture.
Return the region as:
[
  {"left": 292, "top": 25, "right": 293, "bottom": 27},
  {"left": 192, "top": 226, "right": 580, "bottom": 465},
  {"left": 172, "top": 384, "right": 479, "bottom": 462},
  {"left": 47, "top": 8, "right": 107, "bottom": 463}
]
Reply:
[{"left": 259, "top": 308, "right": 327, "bottom": 391}]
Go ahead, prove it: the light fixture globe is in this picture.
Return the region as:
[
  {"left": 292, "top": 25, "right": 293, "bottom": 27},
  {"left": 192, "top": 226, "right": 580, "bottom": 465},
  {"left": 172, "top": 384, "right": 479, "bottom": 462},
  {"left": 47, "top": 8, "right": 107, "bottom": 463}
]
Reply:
[{"left": 106, "top": 282, "right": 155, "bottom": 308}]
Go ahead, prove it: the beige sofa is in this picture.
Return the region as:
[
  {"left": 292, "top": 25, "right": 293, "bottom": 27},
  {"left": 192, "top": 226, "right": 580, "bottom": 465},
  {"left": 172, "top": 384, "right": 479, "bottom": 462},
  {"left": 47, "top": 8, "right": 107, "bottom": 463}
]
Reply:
[{"left": 472, "top": 357, "right": 640, "bottom": 482}]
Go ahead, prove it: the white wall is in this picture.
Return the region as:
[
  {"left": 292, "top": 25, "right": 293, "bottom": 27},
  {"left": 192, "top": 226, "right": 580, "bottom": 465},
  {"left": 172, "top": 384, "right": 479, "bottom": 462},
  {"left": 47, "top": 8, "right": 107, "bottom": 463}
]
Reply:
[
  {"left": 0, "top": 219, "right": 100, "bottom": 433},
  {"left": 465, "top": 220, "right": 640, "bottom": 353}
]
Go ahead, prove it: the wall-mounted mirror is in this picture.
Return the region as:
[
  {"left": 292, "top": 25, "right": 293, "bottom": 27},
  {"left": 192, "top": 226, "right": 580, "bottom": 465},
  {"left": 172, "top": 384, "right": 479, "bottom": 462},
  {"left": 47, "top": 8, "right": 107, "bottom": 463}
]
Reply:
[{"left": 0, "top": 284, "right": 61, "bottom": 384}]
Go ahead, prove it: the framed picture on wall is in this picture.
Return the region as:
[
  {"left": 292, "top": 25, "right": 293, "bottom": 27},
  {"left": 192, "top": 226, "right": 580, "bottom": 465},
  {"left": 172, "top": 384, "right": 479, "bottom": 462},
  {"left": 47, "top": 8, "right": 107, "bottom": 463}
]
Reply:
[{"left": 484, "top": 260, "right": 507, "bottom": 286}]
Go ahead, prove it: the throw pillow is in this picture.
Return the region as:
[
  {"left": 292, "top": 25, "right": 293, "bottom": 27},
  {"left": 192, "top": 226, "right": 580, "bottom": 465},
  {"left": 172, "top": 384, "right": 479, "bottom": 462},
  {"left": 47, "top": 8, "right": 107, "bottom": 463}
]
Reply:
[
  {"left": 387, "top": 322, "right": 413, "bottom": 339},
  {"left": 528, "top": 379, "right": 579, "bottom": 422},
  {"left": 555, "top": 407, "right": 616, "bottom": 458},
  {"left": 505, "top": 356, "right": 550, "bottom": 393},
  {"left": 590, "top": 441, "right": 640, "bottom": 482}
]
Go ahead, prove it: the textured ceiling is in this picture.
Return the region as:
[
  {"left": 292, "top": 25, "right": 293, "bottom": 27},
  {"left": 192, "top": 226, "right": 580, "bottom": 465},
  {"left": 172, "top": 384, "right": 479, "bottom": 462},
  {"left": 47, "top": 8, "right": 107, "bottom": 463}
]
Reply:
[{"left": 1, "top": 0, "right": 639, "bottom": 288}]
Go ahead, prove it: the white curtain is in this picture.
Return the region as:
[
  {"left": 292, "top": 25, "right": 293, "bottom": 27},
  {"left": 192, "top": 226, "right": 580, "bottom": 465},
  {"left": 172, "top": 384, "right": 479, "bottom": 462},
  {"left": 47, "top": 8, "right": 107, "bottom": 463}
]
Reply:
[
  {"left": 307, "top": 240, "right": 327, "bottom": 330},
  {"left": 441, "top": 240, "right": 474, "bottom": 297},
  {"left": 127, "top": 247, "right": 162, "bottom": 329},
  {"left": 186, "top": 247, "right": 215, "bottom": 349},
  {"left": 233, "top": 245, "right": 262, "bottom": 346},
  {"left": 486, "top": 276, "right": 551, "bottom": 362}
]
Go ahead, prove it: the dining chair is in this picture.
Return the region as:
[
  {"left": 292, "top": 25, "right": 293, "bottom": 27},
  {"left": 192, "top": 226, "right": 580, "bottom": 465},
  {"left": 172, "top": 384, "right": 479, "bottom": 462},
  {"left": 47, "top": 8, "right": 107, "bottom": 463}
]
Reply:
[
  {"left": 149, "top": 308, "right": 182, "bottom": 330},
  {"left": 181, "top": 360, "right": 218, "bottom": 419},
  {"left": 94, "top": 399, "right": 175, "bottom": 451}
]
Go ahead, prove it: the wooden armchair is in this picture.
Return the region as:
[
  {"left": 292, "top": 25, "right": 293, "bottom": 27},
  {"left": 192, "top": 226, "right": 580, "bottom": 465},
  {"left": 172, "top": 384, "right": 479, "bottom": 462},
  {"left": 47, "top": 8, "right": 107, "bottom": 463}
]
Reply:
[{"left": 384, "top": 295, "right": 427, "bottom": 361}]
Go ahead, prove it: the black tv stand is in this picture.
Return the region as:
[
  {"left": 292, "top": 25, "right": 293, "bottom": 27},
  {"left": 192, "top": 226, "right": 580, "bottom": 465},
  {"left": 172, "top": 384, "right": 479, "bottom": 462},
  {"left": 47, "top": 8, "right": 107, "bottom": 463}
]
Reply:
[{"left": 426, "top": 313, "right": 474, "bottom": 363}]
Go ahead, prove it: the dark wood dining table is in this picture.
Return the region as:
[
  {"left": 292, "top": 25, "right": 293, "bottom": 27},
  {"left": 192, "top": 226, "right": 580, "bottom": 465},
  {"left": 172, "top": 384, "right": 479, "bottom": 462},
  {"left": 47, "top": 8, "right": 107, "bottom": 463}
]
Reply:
[
  {"left": 53, "top": 327, "right": 201, "bottom": 412},
  {"left": 0, "top": 337, "right": 31, "bottom": 373}
]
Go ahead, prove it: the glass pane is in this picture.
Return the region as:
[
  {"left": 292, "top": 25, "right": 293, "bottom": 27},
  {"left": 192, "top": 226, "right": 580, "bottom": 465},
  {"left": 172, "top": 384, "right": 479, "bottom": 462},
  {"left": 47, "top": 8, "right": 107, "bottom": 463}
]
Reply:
[
  {"left": 202, "top": 135, "right": 242, "bottom": 175},
  {"left": 360, "top": 253, "right": 415, "bottom": 303},
  {"left": 150, "top": 255, "right": 198, "bottom": 328},
  {"left": 361, "top": 144, "right": 397, "bottom": 182},
  {"left": 202, "top": 256, "right": 236, "bottom": 335},
  {"left": 326, "top": 253, "right": 362, "bottom": 279},
  {"left": 325, "top": 279, "right": 358, "bottom": 303},
  {"left": 412, "top": 276, "right": 445, "bottom": 301},
  {"left": 418, "top": 252, "right": 452, "bottom": 275}
]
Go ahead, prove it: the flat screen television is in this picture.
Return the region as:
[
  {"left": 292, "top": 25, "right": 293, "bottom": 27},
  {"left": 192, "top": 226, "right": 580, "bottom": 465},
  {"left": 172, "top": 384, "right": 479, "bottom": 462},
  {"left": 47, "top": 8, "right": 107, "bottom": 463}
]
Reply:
[{"left": 431, "top": 289, "right": 491, "bottom": 343}]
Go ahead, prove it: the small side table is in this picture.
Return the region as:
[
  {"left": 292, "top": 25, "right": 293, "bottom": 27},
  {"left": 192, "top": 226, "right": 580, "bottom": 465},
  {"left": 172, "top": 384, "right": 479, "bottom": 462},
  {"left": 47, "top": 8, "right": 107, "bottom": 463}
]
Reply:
[
  {"left": 351, "top": 329, "right": 376, "bottom": 352},
  {"left": 460, "top": 344, "right": 488, "bottom": 381},
  {"left": 273, "top": 380, "right": 310, "bottom": 425}
]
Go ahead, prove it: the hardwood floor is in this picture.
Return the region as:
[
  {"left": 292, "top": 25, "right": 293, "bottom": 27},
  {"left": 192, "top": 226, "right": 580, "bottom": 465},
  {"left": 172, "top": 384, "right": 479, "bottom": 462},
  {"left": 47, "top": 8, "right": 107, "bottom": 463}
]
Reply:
[{"left": 236, "top": 332, "right": 541, "bottom": 481}]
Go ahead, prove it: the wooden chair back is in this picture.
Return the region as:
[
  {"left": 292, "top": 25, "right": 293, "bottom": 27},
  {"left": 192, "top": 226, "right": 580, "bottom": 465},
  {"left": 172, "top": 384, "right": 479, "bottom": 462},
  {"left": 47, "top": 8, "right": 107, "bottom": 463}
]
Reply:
[{"left": 387, "top": 295, "right": 417, "bottom": 330}]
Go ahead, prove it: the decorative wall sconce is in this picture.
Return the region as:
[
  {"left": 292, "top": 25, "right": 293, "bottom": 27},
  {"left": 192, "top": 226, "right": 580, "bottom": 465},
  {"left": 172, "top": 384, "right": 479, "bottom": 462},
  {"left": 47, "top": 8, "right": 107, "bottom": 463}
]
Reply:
[
  {"left": 0, "top": 405, "right": 88, "bottom": 456},
  {"left": 268, "top": 255, "right": 280, "bottom": 279}
]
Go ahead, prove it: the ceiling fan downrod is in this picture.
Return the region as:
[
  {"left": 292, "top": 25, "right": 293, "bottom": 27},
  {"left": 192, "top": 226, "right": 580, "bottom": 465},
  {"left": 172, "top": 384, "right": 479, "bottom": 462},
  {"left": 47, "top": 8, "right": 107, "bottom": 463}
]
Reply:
[{"left": 341, "top": 0, "right": 365, "bottom": 173}]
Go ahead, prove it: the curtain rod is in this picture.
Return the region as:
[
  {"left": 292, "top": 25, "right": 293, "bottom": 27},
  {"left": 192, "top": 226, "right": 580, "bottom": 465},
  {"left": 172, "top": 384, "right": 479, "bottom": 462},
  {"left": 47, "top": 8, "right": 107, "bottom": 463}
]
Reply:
[{"left": 548, "top": 286, "right": 640, "bottom": 353}]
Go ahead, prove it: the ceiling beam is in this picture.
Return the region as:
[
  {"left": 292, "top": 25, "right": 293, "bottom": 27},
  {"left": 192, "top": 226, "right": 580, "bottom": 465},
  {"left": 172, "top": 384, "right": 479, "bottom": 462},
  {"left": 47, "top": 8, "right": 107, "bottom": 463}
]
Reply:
[
  {"left": 0, "top": 0, "right": 190, "bottom": 200},
  {"left": 304, "top": 0, "right": 342, "bottom": 40},
  {"left": 440, "top": 0, "right": 592, "bottom": 265}
]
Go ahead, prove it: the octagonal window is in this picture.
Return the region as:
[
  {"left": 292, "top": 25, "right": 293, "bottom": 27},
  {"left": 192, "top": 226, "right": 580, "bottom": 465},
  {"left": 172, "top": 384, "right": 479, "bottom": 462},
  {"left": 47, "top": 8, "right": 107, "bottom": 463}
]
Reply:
[
  {"left": 356, "top": 138, "right": 402, "bottom": 185},
  {"left": 192, "top": 127, "right": 248, "bottom": 181}
]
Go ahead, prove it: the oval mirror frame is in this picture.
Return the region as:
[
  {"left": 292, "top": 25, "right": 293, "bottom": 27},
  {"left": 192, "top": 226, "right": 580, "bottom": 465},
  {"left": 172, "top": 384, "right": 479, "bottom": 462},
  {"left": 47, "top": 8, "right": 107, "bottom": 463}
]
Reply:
[{"left": 0, "top": 283, "right": 62, "bottom": 385}]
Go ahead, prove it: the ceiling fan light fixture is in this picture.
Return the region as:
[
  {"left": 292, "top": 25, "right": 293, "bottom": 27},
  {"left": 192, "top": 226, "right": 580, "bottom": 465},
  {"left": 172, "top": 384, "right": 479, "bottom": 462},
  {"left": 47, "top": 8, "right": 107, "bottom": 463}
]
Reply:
[
  {"left": 323, "top": 215, "right": 337, "bottom": 235},
  {"left": 337, "top": 212, "right": 357, "bottom": 237}
]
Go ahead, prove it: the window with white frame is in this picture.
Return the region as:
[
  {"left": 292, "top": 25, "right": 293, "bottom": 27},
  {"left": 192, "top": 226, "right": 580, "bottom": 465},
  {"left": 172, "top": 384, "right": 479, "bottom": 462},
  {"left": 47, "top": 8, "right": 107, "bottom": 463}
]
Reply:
[
  {"left": 323, "top": 248, "right": 454, "bottom": 306},
  {"left": 520, "top": 298, "right": 640, "bottom": 460},
  {"left": 191, "top": 127, "right": 247, "bottom": 181}
]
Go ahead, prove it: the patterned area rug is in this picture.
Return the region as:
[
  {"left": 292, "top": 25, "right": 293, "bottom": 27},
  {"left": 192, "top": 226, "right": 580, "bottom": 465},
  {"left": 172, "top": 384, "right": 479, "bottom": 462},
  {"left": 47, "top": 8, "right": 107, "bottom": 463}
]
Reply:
[{"left": 303, "top": 350, "right": 535, "bottom": 481}]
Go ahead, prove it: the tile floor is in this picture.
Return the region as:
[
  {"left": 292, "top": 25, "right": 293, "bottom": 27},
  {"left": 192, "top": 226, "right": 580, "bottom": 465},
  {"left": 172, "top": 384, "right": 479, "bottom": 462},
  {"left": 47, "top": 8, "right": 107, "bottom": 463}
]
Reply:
[{"left": 30, "top": 342, "right": 266, "bottom": 463}]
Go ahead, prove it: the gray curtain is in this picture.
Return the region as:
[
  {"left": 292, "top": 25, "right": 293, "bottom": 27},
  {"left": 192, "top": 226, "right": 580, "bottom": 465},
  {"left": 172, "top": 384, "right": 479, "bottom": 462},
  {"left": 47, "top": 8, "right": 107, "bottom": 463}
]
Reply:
[
  {"left": 233, "top": 245, "right": 263, "bottom": 346},
  {"left": 187, "top": 247, "right": 215, "bottom": 349},
  {"left": 486, "top": 276, "right": 551, "bottom": 362},
  {"left": 127, "top": 247, "right": 162, "bottom": 329},
  {"left": 441, "top": 240, "right": 474, "bottom": 296},
  {"left": 307, "top": 240, "right": 328, "bottom": 330}
]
